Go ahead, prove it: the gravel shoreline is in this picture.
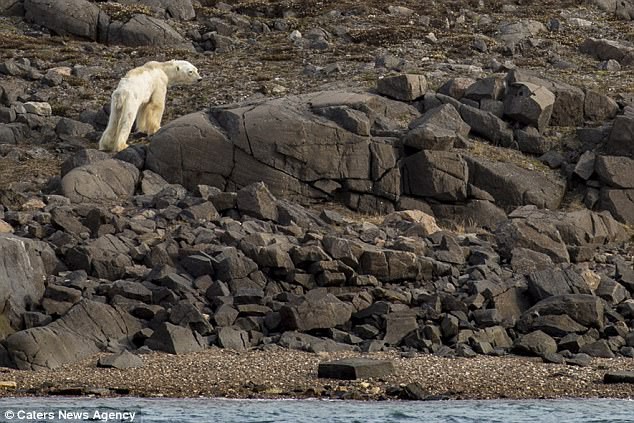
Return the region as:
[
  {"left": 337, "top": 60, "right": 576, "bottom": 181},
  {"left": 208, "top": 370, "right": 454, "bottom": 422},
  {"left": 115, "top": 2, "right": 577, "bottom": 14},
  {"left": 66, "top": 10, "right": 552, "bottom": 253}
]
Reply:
[{"left": 2, "top": 349, "right": 634, "bottom": 400}]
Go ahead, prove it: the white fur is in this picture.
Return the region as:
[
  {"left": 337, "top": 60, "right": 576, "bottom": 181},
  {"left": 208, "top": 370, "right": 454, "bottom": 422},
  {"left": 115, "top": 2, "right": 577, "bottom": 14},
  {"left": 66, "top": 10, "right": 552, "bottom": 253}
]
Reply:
[{"left": 99, "top": 60, "right": 202, "bottom": 152}]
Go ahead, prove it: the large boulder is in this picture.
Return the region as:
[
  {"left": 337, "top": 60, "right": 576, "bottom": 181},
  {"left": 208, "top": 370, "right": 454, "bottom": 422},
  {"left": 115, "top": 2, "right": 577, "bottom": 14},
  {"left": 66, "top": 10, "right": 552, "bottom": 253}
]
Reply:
[
  {"left": 596, "top": 155, "right": 634, "bottom": 188},
  {"left": 119, "top": 0, "right": 195, "bottom": 20},
  {"left": 107, "top": 14, "right": 194, "bottom": 49},
  {"left": 147, "top": 91, "right": 418, "bottom": 204},
  {"left": 61, "top": 158, "right": 140, "bottom": 203},
  {"left": 505, "top": 69, "right": 585, "bottom": 127},
  {"left": 580, "top": 37, "right": 634, "bottom": 66},
  {"left": 605, "top": 116, "right": 634, "bottom": 157},
  {"left": 503, "top": 82, "right": 555, "bottom": 132},
  {"left": 280, "top": 288, "right": 352, "bottom": 331},
  {"left": 403, "top": 103, "right": 470, "bottom": 151},
  {"left": 520, "top": 294, "right": 604, "bottom": 329},
  {"left": 0, "top": 234, "right": 59, "bottom": 338},
  {"left": 465, "top": 156, "right": 566, "bottom": 211},
  {"left": 600, "top": 189, "right": 634, "bottom": 224},
  {"left": 402, "top": 151, "right": 468, "bottom": 201},
  {"left": 24, "top": 0, "right": 109, "bottom": 41},
  {"left": 6, "top": 300, "right": 141, "bottom": 370}
]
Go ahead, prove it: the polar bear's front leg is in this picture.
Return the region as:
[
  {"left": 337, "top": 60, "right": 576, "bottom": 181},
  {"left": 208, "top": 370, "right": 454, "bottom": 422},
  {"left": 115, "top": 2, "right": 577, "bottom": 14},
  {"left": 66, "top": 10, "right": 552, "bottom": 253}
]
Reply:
[{"left": 142, "top": 84, "right": 167, "bottom": 135}]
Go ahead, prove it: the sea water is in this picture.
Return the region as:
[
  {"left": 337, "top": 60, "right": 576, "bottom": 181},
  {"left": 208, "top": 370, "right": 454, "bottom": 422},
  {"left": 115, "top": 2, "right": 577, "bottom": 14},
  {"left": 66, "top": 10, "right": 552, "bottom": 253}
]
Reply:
[{"left": 0, "top": 397, "right": 633, "bottom": 422}]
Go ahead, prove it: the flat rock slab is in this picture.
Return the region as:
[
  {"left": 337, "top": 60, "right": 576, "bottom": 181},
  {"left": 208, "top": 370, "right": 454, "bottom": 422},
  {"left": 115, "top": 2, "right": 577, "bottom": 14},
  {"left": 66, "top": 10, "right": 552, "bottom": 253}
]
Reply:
[
  {"left": 317, "top": 358, "right": 394, "bottom": 380},
  {"left": 604, "top": 371, "right": 634, "bottom": 384}
]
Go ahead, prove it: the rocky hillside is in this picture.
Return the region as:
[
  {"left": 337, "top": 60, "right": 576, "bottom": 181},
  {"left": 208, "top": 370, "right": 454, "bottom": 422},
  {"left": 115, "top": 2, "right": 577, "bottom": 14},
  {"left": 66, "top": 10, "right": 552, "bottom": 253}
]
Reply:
[{"left": 1, "top": 0, "right": 634, "bottom": 371}]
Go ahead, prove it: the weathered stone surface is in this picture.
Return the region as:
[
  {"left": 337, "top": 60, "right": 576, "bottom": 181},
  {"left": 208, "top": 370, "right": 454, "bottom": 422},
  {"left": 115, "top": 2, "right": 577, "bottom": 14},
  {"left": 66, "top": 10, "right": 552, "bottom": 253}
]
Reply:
[
  {"left": 606, "top": 116, "right": 634, "bottom": 158},
  {"left": 580, "top": 37, "right": 634, "bottom": 66},
  {"left": 217, "top": 327, "right": 249, "bottom": 350},
  {"left": 506, "top": 69, "right": 585, "bottom": 126},
  {"left": 584, "top": 90, "right": 619, "bottom": 122},
  {"left": 497, "top": 19, "right": 546, "bottom": 48},
  {"left": 596, "top": 155, "right": 634, "bottom": 188},
  {"left": 61, "top": 159, "right": 140, "bottom": 203},
  {"left": 526, "top": 267, "right": 592, "bottom": 302},
  {"left": 237, "top": 182, "right": 279, "bottom": 221},
  {"left": 24, "top": 0, "right": 108, "bottom": 41},
  {"left": 402, "top": 151, "right": 468, "bottom": 201},
  {"left": 600, "top": 189, "right": 634, "bottom": 224},
  {"left": 383, "top": 311, "right": 418, "bottom": 345},
  {"left": 7, "top": 300, "right": 141, "bottom": 370},
  {"left": 279, "top": 331, "right": 354, "bottom": 353},
  {"left": 377, "top": 74, "right": 427, "bottom": 101},
  {"left": 459, "top": 103, "right": 514, "bottom": 146},
  {"left": 522, "top": 294, "right": 604, "bottom": 329},
  {"left": 107, "top": 14, "right": 193, "bottom": 50},
  {"left": 464, "top": 76, "right": 505, "bottom": 101},
  {"left": 514, "top": 330, "right": 557, "bottom": 356},
  {"left": 318, "top": 358, "right": 394, "bottom": 380},
  {"left": 504, "top": 82, "right": 555, "bottom": 132},
  {"left": 466, "top": 156, "right": 566, "bottom": 211},
  {"left": 149, "top": 91, "right": 417, "bottom": 203},
  {"left": 604, "top": 371, "right": 634, "bottom": 384},
  {"left": 119, "top": 0, "right": 195, "bottom": 20},
  {"left": 97, "top": 350, "right": 144, "bottom": 369},
  {"left": 403, "top": 104, "right": 470, "bottom": 151},
  {"left": 0, "top": 234, "right": 59, "bottom": 337},
  {"left": 280, "top": 288, "right": 352, "bottom": 331},
  {"left": 145, "top": 322, "right": 205, "bottom": 354}
]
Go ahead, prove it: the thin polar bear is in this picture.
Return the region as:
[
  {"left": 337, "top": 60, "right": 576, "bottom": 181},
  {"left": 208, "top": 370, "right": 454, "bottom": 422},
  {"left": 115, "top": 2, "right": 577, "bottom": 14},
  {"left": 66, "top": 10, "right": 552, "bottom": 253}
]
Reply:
[{"left": 98, "top": 60, "right": 202, "bottom": 152}]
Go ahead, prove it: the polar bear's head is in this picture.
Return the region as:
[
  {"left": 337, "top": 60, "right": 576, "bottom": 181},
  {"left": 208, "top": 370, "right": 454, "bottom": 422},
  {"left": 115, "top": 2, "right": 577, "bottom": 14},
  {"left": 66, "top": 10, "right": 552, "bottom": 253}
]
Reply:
[{"left": 165, "top": 60, "right": 202, "bottom": 85}]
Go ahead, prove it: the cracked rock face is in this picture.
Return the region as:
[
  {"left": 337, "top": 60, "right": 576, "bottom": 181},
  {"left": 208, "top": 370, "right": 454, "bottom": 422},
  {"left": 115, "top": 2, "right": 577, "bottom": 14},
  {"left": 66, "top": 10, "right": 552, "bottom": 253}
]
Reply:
[
  {"left": 0, "top": 234, "right": 59, "bottom": 337},
  {"left": 6, "top": 299, "right": 141, "bottom": 370},
  {"left": 147, "top": 90, "right": 418, "bottom": 206}
]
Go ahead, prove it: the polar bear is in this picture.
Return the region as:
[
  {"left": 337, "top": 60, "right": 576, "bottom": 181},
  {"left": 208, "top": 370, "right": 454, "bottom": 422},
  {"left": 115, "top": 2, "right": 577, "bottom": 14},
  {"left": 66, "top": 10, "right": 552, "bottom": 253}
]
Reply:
[{"left": 98, "top": 60, "right": 202, "bottom": 152}]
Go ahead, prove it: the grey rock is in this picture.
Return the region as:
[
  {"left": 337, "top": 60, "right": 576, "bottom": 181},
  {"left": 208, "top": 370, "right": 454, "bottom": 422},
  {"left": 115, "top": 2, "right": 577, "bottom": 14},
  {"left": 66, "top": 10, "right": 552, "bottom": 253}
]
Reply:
[
  {"left": 97, "top": 350, "right": 144, "bottom": 369},
  {"left": 514, "top": 330, "right": 557, "bottom": 357},
  {"left": 119, "top": 0, "right": 195, "bottom": 20},
  {"left": 596, "top": 155, "right": 634, "bottom": 188},
  {"left": 580, "top": 38, "right": 634, "bottom": 67},
  {"left": 24, "top": 0, "right": 108, "bottom": 41},
  {"left": 522, "top": 294, "right": 604, "bottom": 329},
  {"left": 466, "top": 156, "right": 566, "bottom": 211},
  {"left": 600, "top": 189, "right": 634, "bottom": 224},
  {"left": 606, "top": 116, "right": 634, "bottom": 157},
  {"left": 584, "top": 90, "right": 619, "bottom": 122},
  {"left": 377, "top": 74, "right": 427, "bottom": 101},
  {"left": 574, "top": 151, "right": 596, "bottom": 180},
  {"left": 217, "top": 326, "right": 249, "bottom": 350},
  {"left": 464, "top": 76, "right": 505, "bottom": 101},
  {"left": 278, "top": 331, "right": 354, "bottom": 353},
  {"left": 604, "top": 371, "right": 634, "bottom": 384},
  {"left": 503, "top": 82, "right": 555, "bottom": 132},
  {"left": 403, "top": 104, "right": 470, "bottom": 151},
  {"left": 527, "top": 267, "right": 592, "bottom": 302},
  {"left": 237, "top": 182, "right": 278, "bottom": 221},
  {"left": 7, "top": 300, "right": 141, "bottom": 370},
  {"left": 458, "top": 103, "right": 514, "bottom": 146},
  {"left": 318, "top": 358, "right": 394, "bottom": 380},
  {"left": 383, "top": 311, "right": 418, "bottom": 345},
  {"left": 280, "top": 288, "right": 352, "bottom": 331},
  {"left": 506, "top": 69, "right": 585, "bottom": 127},
  {"left": 60, "top": 148, "right": 110, "bottom": 177},
  {"left": 145, "top": 322, "right": 205, "bottom": 354},
  {"left": 107, "top": 14, "right": 193, "bottom": 50},
  {"left": 61, "top": 159, "right": 140, "bottom": 203},
  {"left": 0, "top": 234, "right": 59, "bottom": 336},
  {"left": 402, "top": 150, "right": 468, "bottom": 201}
]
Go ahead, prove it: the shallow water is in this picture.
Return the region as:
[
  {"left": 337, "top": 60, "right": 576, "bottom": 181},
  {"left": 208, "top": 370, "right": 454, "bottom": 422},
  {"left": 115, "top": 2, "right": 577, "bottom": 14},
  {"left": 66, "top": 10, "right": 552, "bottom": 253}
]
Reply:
[{"left": 0, "top": 397, "right": 633, "bottom": 423}]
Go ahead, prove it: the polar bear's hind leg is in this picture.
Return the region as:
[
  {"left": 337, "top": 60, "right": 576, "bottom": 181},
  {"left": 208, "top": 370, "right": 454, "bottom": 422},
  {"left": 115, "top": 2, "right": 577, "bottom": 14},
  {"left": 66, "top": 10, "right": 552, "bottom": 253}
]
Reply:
[{"left": 143, "top": 85, "right": 167, "bottom": 135}]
